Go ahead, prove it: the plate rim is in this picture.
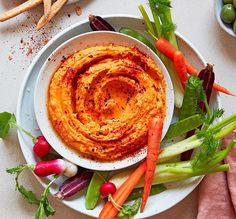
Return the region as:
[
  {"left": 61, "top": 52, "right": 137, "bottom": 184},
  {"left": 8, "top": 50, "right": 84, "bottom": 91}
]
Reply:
[{"left": 16, "top": 14, "right": 221, "bottom": 219}]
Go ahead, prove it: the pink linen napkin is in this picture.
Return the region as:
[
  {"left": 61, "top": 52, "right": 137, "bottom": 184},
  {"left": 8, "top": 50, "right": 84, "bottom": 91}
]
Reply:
[{"left": 197, "top": 132, "right": 236, "bottom": 219}]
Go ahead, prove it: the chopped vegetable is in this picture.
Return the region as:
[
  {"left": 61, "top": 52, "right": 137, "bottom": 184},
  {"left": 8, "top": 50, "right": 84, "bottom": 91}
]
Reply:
[
  {"left": 89, "top": 14, "right": 115, "bottom": 31},
  {"left": 127, "top": 184, "right": 166, "bottom": 202},
  {"left": 165, "top": 114, "right": 203, "bottom": 139},
  {"left": 173, "top": 51, "right": 188, "bottom": 89},
  {"left": 99, "top": 162, "right": 146, "bottom": 219},
  {"left": 119, "top": 27, "right": 156, "bottom": 52},
  {"left": 55, "top": 171, "right": 93, "bottom": 199},
  {"left": 100, "top": 182, "right": 117, "bottom": 198},
  {"left": 141, "top": 116, "right": 163, "bottom": 212},
  {"left": 86, "top": 171, "right": 109, "bottom": 210}
]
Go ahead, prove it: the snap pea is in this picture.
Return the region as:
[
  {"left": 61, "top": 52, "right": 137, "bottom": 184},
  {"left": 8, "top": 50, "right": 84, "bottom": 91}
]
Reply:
[
  {"left": 126, "top": 184, "right": 166, "bottom": 202},
  {"left": 85, "top": 171, "right": 109, "bottom": 210},
  {"left": 179, "top": 76, "right": 203, "bottom": 120},
  {"left": 165, "top": 114, "right": 203, "bottom": 139},
  {"left": 119, "top": 27, "right": 156, "bottom": 52}
]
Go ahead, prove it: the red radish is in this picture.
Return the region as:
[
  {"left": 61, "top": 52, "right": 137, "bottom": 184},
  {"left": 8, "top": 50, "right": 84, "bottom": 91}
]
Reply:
[
  {"left": 100, "top": 182, "right": 117, "bottom": 197},
  {"left": 6, "top": 159, "right": 78, "bottom": 179},
  {"left": 34, "top": 159, "right": 67, "bottom": 177},
  {"left": 33, "top": 136, "right": 51, "bottom": 158},
  {"left": 174, "top": 51, "right": 188, "bottom": 89}
]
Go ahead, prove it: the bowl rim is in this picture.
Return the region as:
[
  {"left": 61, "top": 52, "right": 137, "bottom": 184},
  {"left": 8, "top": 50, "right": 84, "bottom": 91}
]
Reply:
[
  {"left": 215, "top": 0, "right": 236, "bottom": 37},
  {"left": 33, "top": 30, "right": 174, "bottom": 171}
]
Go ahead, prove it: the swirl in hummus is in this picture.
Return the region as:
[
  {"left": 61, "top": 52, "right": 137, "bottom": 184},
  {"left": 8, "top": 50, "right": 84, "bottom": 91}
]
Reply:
[{"left": 48, "top": 45, "right": 166, "bottom": 160}]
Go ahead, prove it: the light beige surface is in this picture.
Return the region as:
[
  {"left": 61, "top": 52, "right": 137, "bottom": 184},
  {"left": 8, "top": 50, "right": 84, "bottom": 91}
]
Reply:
[{"left": 0, "top": 0, "right": 235, "bottom": 218}]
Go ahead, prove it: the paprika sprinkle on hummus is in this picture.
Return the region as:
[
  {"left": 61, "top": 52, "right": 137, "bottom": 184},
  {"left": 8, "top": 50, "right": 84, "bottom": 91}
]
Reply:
[{"left": 48, "top": 45, "right": 166, "bottom": 160}]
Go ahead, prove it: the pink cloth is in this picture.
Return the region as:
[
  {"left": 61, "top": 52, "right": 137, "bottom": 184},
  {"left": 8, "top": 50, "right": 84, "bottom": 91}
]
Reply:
[{"left": 197, "top": 132, "right": 236, "bottom": 219}]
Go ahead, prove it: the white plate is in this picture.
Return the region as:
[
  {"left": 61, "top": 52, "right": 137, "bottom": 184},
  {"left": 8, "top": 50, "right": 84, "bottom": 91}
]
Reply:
[
  {"left": 34, "top": 31, "right": 174, "bottom": 171},
  {"left": 16, "top": 15, "right": 220, "bottom": 218}
]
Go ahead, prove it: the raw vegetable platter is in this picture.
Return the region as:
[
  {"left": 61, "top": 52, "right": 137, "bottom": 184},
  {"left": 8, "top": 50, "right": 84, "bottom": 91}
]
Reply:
[{"left": 16, "top": 14, "right": 220, "bottom": 218}]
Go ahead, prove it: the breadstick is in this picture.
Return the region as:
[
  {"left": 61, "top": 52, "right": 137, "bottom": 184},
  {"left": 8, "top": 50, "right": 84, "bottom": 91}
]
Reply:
[
  {"left": 36, "top": 0, "right": 67, "bottom": 29},
  {"left": 0, "top": 0, "right": 43, "bottom": 22},
  {"left": 43, "top": 0, "right": 52, "bottom": 19}
]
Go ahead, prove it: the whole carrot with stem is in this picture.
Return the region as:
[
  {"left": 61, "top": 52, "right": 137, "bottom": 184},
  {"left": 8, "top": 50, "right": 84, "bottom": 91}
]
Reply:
[
  {"left": 141, "top": 116, "right": 163, "bottom": 212},
  {"left": 99, "top": 162, "right": 146, "bottom": 219}
]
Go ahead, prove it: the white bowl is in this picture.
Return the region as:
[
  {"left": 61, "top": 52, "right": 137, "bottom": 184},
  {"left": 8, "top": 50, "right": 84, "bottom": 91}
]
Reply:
[
  {"left": 215, "top": 0, "right": 236, "bottom": 37},
  {"left": 34, "top": 31, "right": 174, "bottom": 171}
]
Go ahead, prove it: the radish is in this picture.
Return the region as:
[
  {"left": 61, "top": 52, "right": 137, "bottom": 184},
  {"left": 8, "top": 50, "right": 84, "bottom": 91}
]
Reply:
[
  {"left": 34, "top": 159, "right": 67, "bottom": 177},
  {"left": 100, "top": 182, "right": 117, "bottom": 197},
  {"left": 7, "top": 159, "right": 78, "bottom": 178},
  {"left": 33, "top": 136, "right": 51, "bottom": 158}
]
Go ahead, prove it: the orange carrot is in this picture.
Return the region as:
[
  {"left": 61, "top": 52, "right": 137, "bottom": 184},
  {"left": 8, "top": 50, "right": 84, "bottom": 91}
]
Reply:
[
  {"left": 155, "top": 37, "right": 234, "bottom": 96},
  {"left": 155, "top": 37, "right": 177, "bottom": 60},
  {"left": 174, "top": 51, "right": 188, "bottom": 89},
  {"left": 141, "top": 116, "right": 164, "bottom": 212},
  {"left": 213, "top": 83, "right": 235, "bottom": 96},
  {"left": 185, "top": 59, "right": 198, "bottom": 75},
  {"left": 99, "top": 161, "right": 146, "bottom": 219}
]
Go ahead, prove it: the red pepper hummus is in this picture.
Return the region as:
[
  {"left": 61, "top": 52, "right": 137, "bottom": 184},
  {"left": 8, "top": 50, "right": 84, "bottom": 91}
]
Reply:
[{"left": 48, "top": 45, "right": 166, "bottom": 160}]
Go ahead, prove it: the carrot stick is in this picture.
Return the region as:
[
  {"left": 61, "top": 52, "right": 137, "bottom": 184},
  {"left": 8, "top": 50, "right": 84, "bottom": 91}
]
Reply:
[
  {"left": 174, "top": 51, "right": 188, "bottom": 89},
  {"left": 213, "top": 83, "right": 235, "bottom": 96},
  {"left": 185, "top": 59, "right": 198, "bottom": 75},
  {"left": 99, "top": 161, "right": 146, "bottom": 219},
  {"left": 141, "top": 116, "right": 163, "bottom": 212}
]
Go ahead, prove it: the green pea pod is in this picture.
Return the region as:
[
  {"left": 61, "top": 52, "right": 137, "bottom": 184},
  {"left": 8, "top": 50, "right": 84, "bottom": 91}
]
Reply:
[
  {"left": 126, "top": 184, "right": 166, "bottom": 202},
  {"left": 85, "top": 171, "right": 109, "bottom": 210},
  {"left": 119, "top": 27, "right": 156, "bottom": 52},
  {"left": 179, "top": 76, "right": 203, "bottom": 120},
  {"left": 165, "top": 114, "right": 203, "bottom": 139}
]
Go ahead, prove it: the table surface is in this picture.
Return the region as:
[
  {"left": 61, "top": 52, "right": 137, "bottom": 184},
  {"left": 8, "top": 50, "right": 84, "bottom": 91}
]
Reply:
[{"left": 0, "top": 0, "right": 235, "bottom": 219}]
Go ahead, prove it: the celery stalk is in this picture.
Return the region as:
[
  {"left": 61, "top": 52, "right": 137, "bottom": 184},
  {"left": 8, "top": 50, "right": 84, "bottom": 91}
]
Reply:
[
  {"left": 138, "top": 5, "right": 155, "bottom": 37},
  {"left": 149, "top": 0, "right": 162, "bottom": 37}
]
